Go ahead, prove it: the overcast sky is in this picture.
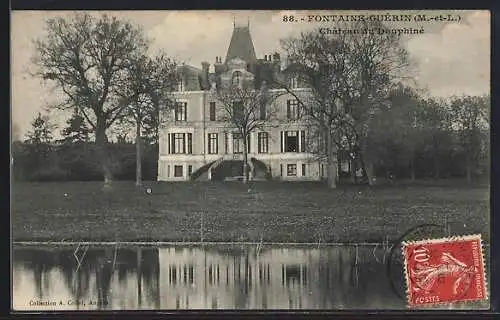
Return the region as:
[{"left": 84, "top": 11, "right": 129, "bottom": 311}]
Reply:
[{"left": 11, "top": 10, "right": 490, "bottom": 139}]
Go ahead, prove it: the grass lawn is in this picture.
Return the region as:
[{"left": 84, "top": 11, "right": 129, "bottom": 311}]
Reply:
[{"left": 11, "top": 180, "right": 490, "bottom": 243}]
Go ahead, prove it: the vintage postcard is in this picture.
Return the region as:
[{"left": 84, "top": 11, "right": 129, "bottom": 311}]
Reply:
[{"left": 11, "top": 10, "right": 490, "bottom": 311}]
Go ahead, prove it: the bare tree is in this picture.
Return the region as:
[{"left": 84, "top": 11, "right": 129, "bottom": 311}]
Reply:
[
  {"left": 279, "top": 22, "right": 410, "bottom": 187},
  {"left": 417, "top": 96, "right": 454, "bottom": 179},
  {"left": 449, "top": 95, "right": 489, "bottom": 182},
  {"left": 368, "top": 84, "right": 423, "bottom": 181},
  {"left": 119, "top": 54, "right": 179, "bottom": 187},
  {"left": 215, "top": 81, "right": 278, "bottom": 183},
  {"left": 31, "top": 13, "right": 149, "bottom": 185}
]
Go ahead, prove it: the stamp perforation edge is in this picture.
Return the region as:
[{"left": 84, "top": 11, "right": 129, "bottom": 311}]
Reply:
[{"left": 401, "top": 233, "right": 489, "bottom": 308}]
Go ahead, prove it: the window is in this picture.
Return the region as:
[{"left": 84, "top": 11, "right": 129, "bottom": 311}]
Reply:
[
  {"left": 209, "top": 102, "right": 216, "bottom": 121},
  {"left": 175, "top": 102, "right": 187, "bottom": 121},
  {"left": 280, "top": 164, "right": 283, "bottom": 177},
  {"left": 174, "top": 165, "right": 183, "bottom": 177},
  {"left": 281, "top": 131, "right": 306, "bottom": 153},
  {"left": 233, "top": 133, "right": 243, "bottom": 154},
  {"left": 208, "top": 133, "right": 218, "bottom": 154},
  {"left": 287, "top": 100, "right": 300, "bottom": 120},
  {"left": 177, "top": 81, "right": 184, "bottom": 92},
  {"left": 302, "top": 164, "right": 306, "bottom": 176},
  {"left": 290, "top": 76, "right": 298, "bottom": 89},
  {"left": 233, "top": 101, "right": 244, "bottom": 122},
  {"left": 167, "top": 165, "right": 170, "bottom": 177},
  {"left": 188, "top": 165, "right": 193, "bottom": 176},
  {"left": 287, "top": 164, "right": 297, "bottom": 176},
  {"left": 233, "top": 133, "right": 250, "bottom": 154},
  {"left": 173, "top": 133, "right": 185, "bottom": 154},
  {"left": 258, "top": 132, "right": 269, "bottom": 153},
  {"left": 232, "top": 71, "right": 242, "bottom": 86},
  {"left": 259, "top": 102, "right": 266, "bottom": 120},
  {"left": 285, "top": 131, "right": 298, "bottom": 152},
  {"left": 170, "top": 133, "right": 192, "bottom": 154}
]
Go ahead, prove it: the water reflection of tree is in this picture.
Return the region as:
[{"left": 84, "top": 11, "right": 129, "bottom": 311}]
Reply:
[
  {"left": 28, "top": 249, "right": 57, "bottom": 299},
  {"left": 309, "top": 246, "right": 402, "bottom": 309},
  {"left": 16, "top": 246, "right": 161, "bottom": 309},
  {"left": 59, "top": 249, "right": 93, "bottom": 308},
  {"left": 233, "top": 255, "right": 250, "bottom": 308},
  {"left": 141, "top": 248, "right": 160, "bottom": 309}
]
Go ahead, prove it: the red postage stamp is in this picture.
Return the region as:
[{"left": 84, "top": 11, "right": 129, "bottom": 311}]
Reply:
[{"left": 402, "top": 234, "right": 487, "bottom": 307}]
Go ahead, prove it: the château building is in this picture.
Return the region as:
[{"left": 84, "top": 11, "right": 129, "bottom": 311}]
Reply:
[{"left": 157, "top": 22, "right": 329, "bottom": 181}]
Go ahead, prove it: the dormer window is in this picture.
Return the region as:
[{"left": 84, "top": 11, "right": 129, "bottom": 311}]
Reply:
[
  {"left": 177, "top": 80, "right": 185, "bottom": 92},
  {"left": 232, "top": 71, "right": 242, "bottom": 86},
  {"left": 290, "top": 75, "right": 298, "bottom": 89},
  {"left": 287, "top": 99, "right": 300, "bottom": 120}
]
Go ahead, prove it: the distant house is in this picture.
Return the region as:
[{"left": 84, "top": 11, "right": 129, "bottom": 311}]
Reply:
[{"left": 157, "top": 23, "right": 329, "bottom": 181}]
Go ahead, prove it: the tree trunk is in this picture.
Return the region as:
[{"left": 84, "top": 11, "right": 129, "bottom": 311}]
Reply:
[
  {"left": 135, "top": 119, "right": 142, "bottom": 187},
  {"left": 243, "top": 138, "right": 248, "bottom": 184},
  {"left": 433, "top": 137, "right": 440, "bottom": 179},
  {"left": 350, "top": 158, "right": 357, "bottom": 184},
  {"left": 326, "top": 131, "right": 337, "bottom": 189},
  {"left": 358, "top": 150, "right": 375, "bottom": 186},
  {"left": 95, "top": 118, "right": 112, "bottom": 185},
  {"left": 434, "top": 152, "right": 440, "bottom": 179},
  {"left": 410, "top": 151, "right": 416, "bottom": 181},
  {"left": 137, "top": 247, "right": 142, "bottom": 307},
  {"left": 466, "top": 162, "right": 472, "bottom": 183},
  {"left": 337, "top": 155, "right": 342, "bottom": 184}
]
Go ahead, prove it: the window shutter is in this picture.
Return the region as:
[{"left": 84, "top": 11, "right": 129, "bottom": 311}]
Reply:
[
  {"left": 225, "top": 132, "right": 228, "bottom": 154},
  {"left": 187, "top": 133, "right": 192, "bottom": 154},
  {"left": 215, "top": 133, "right": 219, "bottom": 154},
  {"left": 301, "top": 130, "right": 306, "bottom": 152},
  {"left": 170, "top": 133, "right": 175, "bottom": 154},
  {"left": 280, "top": 131, "right": 284, "bottom": 153},
  {"left": 258, "top": 133, "right": 261, "bottom": 153},
  {"left": 167, "top": 134, "right": 170, "bottom": 154}
]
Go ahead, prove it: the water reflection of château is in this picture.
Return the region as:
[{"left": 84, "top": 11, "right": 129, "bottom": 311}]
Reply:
[{"left": 13, "top": 245, "right": 403, "bottom": 310}]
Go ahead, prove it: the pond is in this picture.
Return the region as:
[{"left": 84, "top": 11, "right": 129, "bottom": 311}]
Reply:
[{"left": 12, "top": 244, "right": 488, "bottom": 310}]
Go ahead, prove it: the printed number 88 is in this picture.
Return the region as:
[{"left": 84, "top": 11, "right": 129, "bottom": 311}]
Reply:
[{"left": 283, "top": 15, "right": 295, "bottom": 22}]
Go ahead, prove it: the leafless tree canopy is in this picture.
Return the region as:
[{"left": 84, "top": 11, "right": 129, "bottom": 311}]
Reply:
[
  {"left": 215, "top": 83, "right": 279, "bottom": 136},
  {"left": 32, "top": 13, "right": 149, "bottom": 131},
  {"left": 279, "top": 21, "right": 411, "bottom": 186},
  {"left": 31, "top": 13, "right": 174, "bottom": 183}
]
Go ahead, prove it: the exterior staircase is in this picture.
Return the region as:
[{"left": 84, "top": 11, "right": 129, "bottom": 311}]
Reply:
[
  {"left": 250, "top": 157, "right": 272, "bottom": 180},
  {"left": 189, "top": 161, "right": 216, "bottom": 181},
  {"left": 191, "top": 155, "right": 271, "bottom": 181}
]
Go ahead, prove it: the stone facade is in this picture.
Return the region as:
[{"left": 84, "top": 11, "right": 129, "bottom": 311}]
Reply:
[{"left": 157, "top": 24, "right": 328, "bottom": 181}]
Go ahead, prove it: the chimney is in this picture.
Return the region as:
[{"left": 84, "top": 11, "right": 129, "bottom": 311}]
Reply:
[
  {"left": 201, "top": 61, "right": 209, "bottom": 89},
  {"left": 202, "top": 61, "right": 209, "bottom": 72}
]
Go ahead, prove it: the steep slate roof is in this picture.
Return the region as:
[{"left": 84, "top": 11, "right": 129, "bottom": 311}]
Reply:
[
  {"left": 178, "top": 64, "right": 204, "bottom": 90},
  {"left": 225, "top": 26, "right": 257, "bottom": 65}
]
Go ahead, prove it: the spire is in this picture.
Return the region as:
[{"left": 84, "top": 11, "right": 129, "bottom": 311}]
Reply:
[{"left": 225, "top": 22, "right": 257, "bottom": 65}]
